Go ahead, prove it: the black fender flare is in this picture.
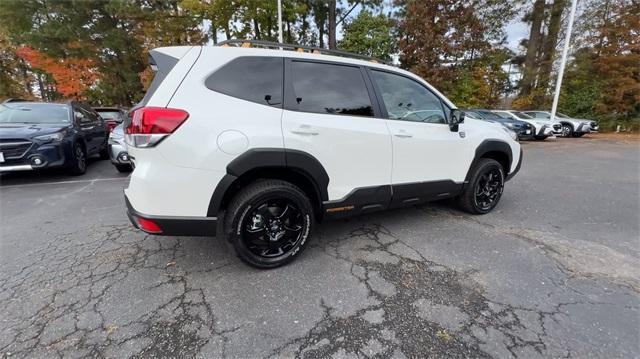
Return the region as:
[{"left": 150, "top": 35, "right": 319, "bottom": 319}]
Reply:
[
  {"left": 559, "top": 121, "right": 575, "bottom": 131},
  {"left": 207, "top": 148, "right": 329, "bottom": 216},
  {"left": 464, "top": 140, "right": 513, "bottom": 184}
]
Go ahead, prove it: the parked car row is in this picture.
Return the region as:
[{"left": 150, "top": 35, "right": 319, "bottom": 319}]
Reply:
[
  {"left": 461, "top": 108, "right": 598, "bottom": 141},
  {"left": 0, "top": 99, "right": 132, "bottom": 175}
]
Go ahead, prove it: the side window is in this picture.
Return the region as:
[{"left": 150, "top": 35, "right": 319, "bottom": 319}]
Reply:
[
  {"left": 370, "top": 70, "right": 446, "bottom": 124},
  {"left": 205, "top": 56, "right": 283, "bottom": 107},
  {"left": 74, "top": 107, "right": 92, "bottom": 123},
  {"left": 289, "top": 61, "right": 373, "bottom": 117}
]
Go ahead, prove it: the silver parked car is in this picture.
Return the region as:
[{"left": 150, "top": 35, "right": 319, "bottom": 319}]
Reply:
[
  {"left": 108, "top": 123, "right": 132, "bottom": 172},
  {"left": 492, "top": 110, "right": 561, "bottom": 140},
  {"left": 523, "top": 111, "right": 595, "bottom": 137}
]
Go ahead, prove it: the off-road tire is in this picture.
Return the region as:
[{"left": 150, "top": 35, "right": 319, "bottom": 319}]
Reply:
[
  {"left": 457, "top": 158, "right": 505, "bottom": 214},
  {"left": 224, "top": 180, "right": 314, "bottom": 269}
]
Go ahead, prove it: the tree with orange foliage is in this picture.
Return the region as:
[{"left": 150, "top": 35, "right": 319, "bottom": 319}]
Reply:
[{"left": 16, "top": 46, "right": 99, "bottom": 100}]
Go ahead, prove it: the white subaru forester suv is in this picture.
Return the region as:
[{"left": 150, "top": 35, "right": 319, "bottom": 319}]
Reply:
[{"left": 124, "top": 41, "right": 522, "bottom": 268}]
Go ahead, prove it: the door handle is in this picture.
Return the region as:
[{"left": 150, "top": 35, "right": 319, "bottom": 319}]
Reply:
[
  {"left": 393, "top": 130, "right": 413, "bottom": 138},
  {"left": 291, "top": 125, "right": 319, "bottom": 136}
]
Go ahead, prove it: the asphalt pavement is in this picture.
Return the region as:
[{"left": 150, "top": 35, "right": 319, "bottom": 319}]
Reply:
[{"left": 1, "top": 136, "right": 638, "bottom": 358}]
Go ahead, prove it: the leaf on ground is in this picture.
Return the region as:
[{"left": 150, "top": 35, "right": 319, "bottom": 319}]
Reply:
[
  {"left": 436, "top": 329, "right": 452, "bottom": 342},
  {"left": 106, "top": 325, "right": 118, "bottom": 336}
]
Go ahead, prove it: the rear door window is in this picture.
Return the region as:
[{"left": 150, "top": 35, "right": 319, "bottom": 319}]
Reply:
[
  {"left": 288, "top": 61, "right": 374, "bottom": 117},
  {"left": 205, "top": 56, "right": 283, "bottom": 107}
]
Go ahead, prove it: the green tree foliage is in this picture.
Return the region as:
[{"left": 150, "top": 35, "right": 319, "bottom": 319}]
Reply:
[
  {"left": 0, "top": 27, "right": 30, "bottom": 100},
  {"left": 516, "top": 0, "right": 639, "bottom": 130},
  {"left": 339, "top": 11, "right": 395, "bottom": 61},
  {"left": 396, "top": 0, "right": 515, "bottom": 107},
  {"left": 0, "top": 0, "right": 206, "bottom": 106}
]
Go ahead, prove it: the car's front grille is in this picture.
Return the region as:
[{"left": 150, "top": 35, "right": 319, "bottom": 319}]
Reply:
[{"left": 0, "top": 139, "right": 33, "bottom": 159}]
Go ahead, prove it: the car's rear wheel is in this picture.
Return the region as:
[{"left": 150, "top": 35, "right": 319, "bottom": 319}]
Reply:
[
  {"left": 115, "top": 164, "right": 133, "bottom": 173},
  {"left": 457, "top": 158, "right": 504, "bottom": 214},
  {"left": 224, "top": 180, "right": 314, "bottom": 269},
  {"left": 561, "top": 124, "right": 573, "bottom": 137},
  {"left": 99, "top": 146, "right": 109, "bottom": 160},
  {"left": 68, "top": 143, "right": 87, "bottom": 175}
]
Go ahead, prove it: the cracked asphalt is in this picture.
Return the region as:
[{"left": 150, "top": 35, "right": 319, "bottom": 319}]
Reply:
[{"left": 1, "top": 136, "right": 639, "bottom": 358}]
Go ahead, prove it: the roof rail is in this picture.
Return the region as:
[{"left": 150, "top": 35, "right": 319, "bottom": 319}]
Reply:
[{"left": 215, "top": 39, "right": 389, "bottom": 65}]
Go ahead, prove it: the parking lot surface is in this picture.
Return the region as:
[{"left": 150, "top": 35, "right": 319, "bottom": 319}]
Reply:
[{"left": 1, "top": 136, "right": 639, "bottom": 358}]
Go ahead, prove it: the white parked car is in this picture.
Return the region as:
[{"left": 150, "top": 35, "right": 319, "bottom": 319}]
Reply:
[
  {"left": 492, "top": 110, "right": 559, "bottom": 140},
  {"left": 123, "top": 40, "right": 522, "bottom": 268},
  {"left": 522, "top": 111, "right": 595, "bottom": 137}
]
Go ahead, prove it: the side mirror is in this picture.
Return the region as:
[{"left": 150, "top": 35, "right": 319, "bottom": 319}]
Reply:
[{"left": 449, "top": 109, "right": 465, "bottom": 132}]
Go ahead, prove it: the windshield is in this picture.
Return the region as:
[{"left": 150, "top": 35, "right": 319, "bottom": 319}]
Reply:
[
  {"left": 511, "top": 111, "right": 534, "bottom": 119},
  {"left": 492, "top": 112, "right": 513, "bottom": 119},
  {"left": 476, "top": 110, "right": 502, "bottom": 120},
  {"left": 96, "top": 111, "right": 122, "bottom": 121},
  {"left": 0, "top": 103, "right": 70, "bottom": 124}
]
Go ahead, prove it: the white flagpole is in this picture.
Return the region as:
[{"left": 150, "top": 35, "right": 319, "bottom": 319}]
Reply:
[
  {"left": 550, "top": 0, "right": 578, "bottom": 122},
  {"left": 277, "top": 0, "right": 283, "bottom": 43}
]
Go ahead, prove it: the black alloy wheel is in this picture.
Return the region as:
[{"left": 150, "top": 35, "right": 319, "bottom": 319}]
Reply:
[
  {"left": 456, "top": 158, "right": 504, "bottom": 214},
  {"left": 473, "top": 167, "right": 503, "bottom": 211},
  {"left": 242, "top": 200, "right": 304, "bottom": 258},
  {"left": 69, "top": 144, "right": 87, "bottom": 175},
  {"left": 225, "top": 180, "right": 313, "bottom": 268}
]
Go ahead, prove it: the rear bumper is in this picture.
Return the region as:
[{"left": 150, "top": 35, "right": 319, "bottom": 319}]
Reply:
[
  {"left": 506, "top": 149, "right": 523, "bottom": 181},
  {"left": 125, "top": 194, "right": 217, "bottom": 236}
]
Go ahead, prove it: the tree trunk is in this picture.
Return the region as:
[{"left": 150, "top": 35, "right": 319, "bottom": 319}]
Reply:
[
  {"left": 537, "top": 0, "right": 566, "bottom": 93},
  {"left": 328, "top": 0, "right": 337, "bottom": 49},
  {"left": 519, "top": 0, "right": 545, "bottom": 96},
  {"left": 253, "top": 18, "right": 261, "bottom": 39}
]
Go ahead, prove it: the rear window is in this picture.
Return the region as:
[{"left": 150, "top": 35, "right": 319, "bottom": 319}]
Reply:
[
  {"left": 205, "top": 56, "right": 283, "bottom": 107},
  {"left": 95, "top": 110, "right": 123, "bottom": 121},
  {"left": 0, "top": 103, "right": 70, "bottom": 124},
  {"left": 289, "top": 61, "right": 373, "bottom": 117}
]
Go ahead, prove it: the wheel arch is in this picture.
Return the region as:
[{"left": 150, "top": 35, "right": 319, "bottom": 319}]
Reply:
[
  {"left": 207, "top": 148, "right": 329, "bottom": 221},
  {"left": 465, "top": 140, "right": 512, "bottom": 183}
]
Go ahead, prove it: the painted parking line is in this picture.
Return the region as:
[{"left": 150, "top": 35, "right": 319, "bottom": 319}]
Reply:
[{"left": 0, "top": 177, "right": 128, "bottom": 189}]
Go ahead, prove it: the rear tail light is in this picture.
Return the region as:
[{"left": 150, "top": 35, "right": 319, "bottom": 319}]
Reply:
[
  {"left": 137, "top": 217, "right": 163, "bottom": 234},
  {"left": 105, "top": 121, "right": 118, "bottom": 132},
  {"left": 125, "top": 107, "right": 189, "bottom": 148}
]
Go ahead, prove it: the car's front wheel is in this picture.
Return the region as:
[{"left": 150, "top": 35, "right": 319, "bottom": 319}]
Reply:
[
  {"left": 68, "top": 143, "right": 87, "bottom": 175},
  {"left": 561, "top": 124, "right": 573, "bottom": 137},
  {"left": 224, "top": 180, "right": 314, "bottom": 269},
  {"left": 457, "top": 158, "right": 504, "bottom": 214}
]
